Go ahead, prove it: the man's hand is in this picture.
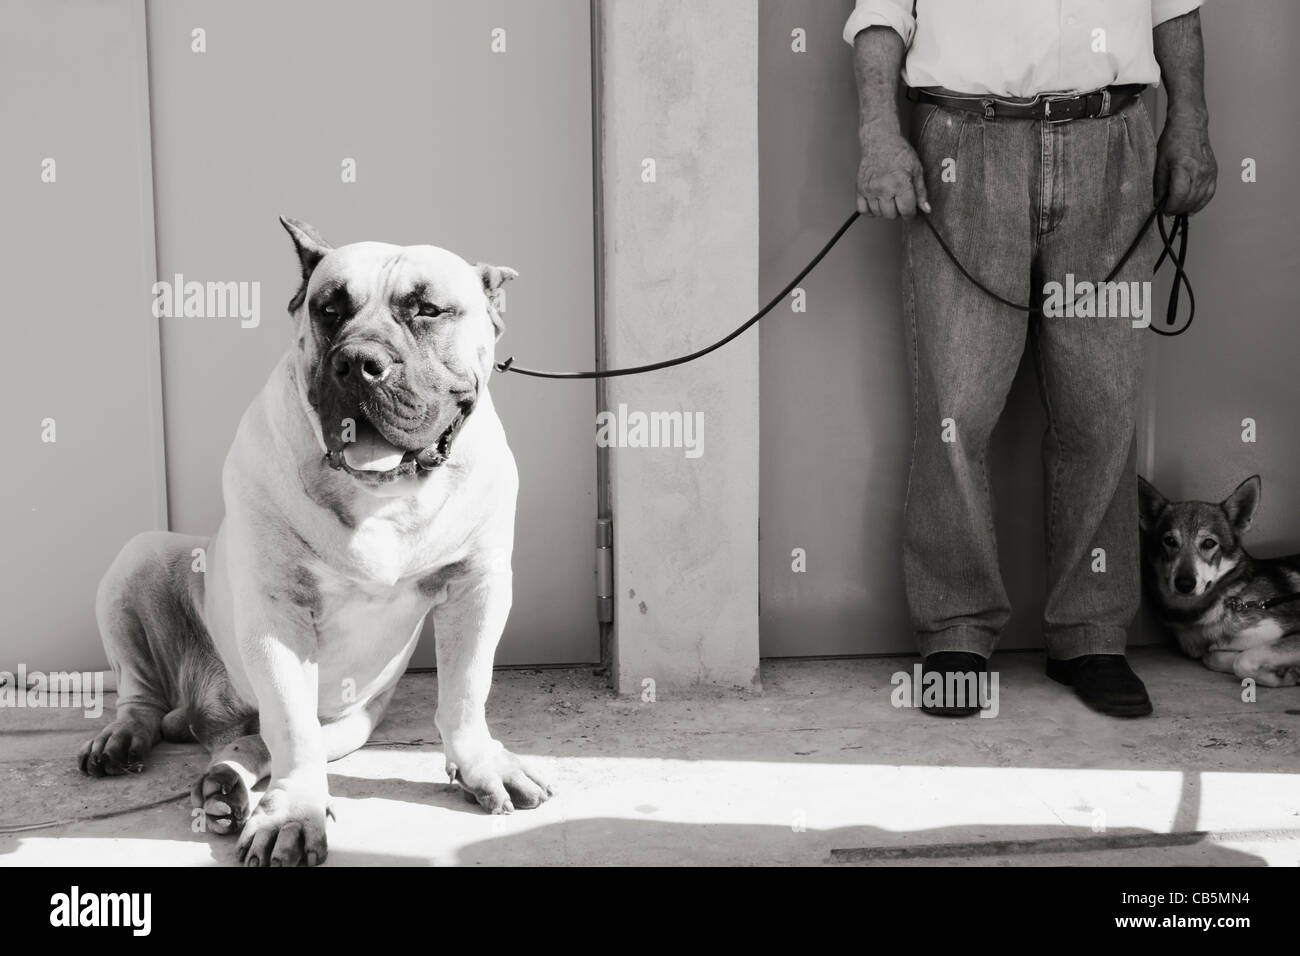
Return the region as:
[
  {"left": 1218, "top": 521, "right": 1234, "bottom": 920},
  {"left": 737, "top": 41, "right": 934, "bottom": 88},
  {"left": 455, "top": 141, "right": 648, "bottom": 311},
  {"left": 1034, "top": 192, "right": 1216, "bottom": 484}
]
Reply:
[
  {"left": 1154, "top": 120, "right": 1216, "bottom": 215},
  {"left": 852, "top": 26, "right": 928, "bottom": 220},
  {"left": 1153, "top": 9, "right": 1216, "bottom": 214},
  {"left": 857, "top": 127, "right": 931, "bottom": 219}
]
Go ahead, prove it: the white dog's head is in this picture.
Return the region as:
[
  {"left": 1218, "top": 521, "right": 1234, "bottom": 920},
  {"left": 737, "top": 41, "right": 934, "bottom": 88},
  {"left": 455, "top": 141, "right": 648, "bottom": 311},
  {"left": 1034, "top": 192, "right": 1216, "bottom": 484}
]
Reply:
[{"left": 280, "top": 217, "right": 516, "bottom": 489}]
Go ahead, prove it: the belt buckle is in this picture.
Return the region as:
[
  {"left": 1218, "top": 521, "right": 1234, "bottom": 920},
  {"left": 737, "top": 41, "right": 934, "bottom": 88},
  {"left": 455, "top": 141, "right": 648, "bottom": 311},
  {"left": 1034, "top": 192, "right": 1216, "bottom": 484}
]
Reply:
[{"left": 1043, "top": 94, "right": 1074, "bottom": 124}]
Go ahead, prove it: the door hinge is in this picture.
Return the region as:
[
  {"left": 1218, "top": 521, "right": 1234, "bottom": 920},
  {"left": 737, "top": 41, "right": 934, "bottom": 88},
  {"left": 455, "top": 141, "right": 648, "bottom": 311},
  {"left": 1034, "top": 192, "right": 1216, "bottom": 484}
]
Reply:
[{"left": 596, "top": 517, "right": 613, "bottom": 623}]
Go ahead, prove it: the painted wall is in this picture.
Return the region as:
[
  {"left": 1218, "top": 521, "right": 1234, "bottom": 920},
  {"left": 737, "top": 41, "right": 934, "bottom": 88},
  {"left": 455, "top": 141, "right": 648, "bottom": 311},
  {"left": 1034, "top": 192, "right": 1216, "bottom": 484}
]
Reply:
[
  {"left": 1145, "top": 4, "right": 1300, "bottom": 549},
  {"left": 603, "top": 0, "right": 762, "bottom": 692},
  {"left": 146, "top": 0, "right": 599, "bottom": 666},
  {"left": 0, "top": 0, "right": 165, "bottom": 672},
  {"left": 757, "top": 0, "right": 1300, "bottom": 657}
]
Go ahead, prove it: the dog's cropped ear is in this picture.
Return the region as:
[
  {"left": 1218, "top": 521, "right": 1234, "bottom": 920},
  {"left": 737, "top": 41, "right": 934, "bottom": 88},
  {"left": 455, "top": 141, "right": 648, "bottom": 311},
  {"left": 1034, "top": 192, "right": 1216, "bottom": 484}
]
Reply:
[
  {"left": 280, "top": 216, "right": 333, "bottom": 314},
  {"left": 475, "top": 263, "right": 518, "bottom": 339},
  {"left": 1221, "top": 475, "right": 1262, "bottom": 533},
  {"left": 1137, "top": 476, "right": 1168, "bottom": 532}
]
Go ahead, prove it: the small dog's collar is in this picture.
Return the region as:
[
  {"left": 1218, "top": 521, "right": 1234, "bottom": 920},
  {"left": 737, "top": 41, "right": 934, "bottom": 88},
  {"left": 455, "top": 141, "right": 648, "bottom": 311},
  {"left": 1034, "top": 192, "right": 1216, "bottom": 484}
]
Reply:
[{"left": 1226, "top": 592, "right": 1300, "bottom": 613}]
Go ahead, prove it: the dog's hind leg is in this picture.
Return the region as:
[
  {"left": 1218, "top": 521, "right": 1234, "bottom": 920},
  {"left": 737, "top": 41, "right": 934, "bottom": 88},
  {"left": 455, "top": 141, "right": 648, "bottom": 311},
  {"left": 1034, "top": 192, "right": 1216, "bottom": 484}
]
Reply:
[
  {"left": 191, "top": 685, "right": 398, "bottom": 840},
  {"left": 185, "top": 648, "right": 264, "bottom": 836},
  {"left": 78, "top": 602, "right": 163, "bottom": 775},
  {"left": 1235, "top": 636, "right": 1300, "bottom": 687},
  {"left": 192, "top": 731, "right": 269, "bottom": 836},
  {"left": 78, "top": 532, "right": 205, "bottom": 776}
]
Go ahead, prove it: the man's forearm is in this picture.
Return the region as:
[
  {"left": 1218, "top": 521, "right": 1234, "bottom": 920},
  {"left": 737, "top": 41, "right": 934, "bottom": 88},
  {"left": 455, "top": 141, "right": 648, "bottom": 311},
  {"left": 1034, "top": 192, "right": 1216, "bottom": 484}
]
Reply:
[
  {"left": 1153, "top": 9, "right": 1209, "bottom": 127},
  {"left": 854, "top": 26, "right": 906, "bottom": 141}
]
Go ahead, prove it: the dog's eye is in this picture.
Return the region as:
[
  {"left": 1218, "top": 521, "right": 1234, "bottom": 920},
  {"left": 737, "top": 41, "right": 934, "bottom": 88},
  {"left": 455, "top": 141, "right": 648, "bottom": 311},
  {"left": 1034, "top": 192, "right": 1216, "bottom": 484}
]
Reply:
[
  {"left": 1162, "top": 534, "right": 1179, "bottom": 548},
  {"left": 320, "top": 304, "right": 339, "bottom": 319},
  {"left": 416, "top": 302, "right": 446, "bottom": 318},
  {"left": 1201, "top": 538, "right": 1218, "bottom": 551}
]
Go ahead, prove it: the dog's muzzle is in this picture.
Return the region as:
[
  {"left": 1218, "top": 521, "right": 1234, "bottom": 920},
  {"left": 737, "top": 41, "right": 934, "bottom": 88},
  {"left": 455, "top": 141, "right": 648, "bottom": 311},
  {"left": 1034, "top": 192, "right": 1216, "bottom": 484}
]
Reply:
[{"left": 324, "top": 401, "right": 473, "bottom": 483}]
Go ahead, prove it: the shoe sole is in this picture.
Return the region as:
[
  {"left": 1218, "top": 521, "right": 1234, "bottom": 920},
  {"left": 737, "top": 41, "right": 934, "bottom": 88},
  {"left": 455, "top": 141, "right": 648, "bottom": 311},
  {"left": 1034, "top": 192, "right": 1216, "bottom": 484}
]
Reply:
[
  {"left": 1081, "top": 700, "right": 1153, "bottom": 718},
  {"left": 920, "top": 705, "right": 982, "bottom": 718}
]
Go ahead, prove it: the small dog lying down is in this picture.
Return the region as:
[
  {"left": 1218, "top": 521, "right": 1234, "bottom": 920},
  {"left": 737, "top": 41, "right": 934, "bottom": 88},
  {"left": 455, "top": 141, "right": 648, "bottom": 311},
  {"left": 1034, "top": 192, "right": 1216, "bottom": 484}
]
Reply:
[{"left": 1139, "top": 475, "right": 1300, "bottom": 687}]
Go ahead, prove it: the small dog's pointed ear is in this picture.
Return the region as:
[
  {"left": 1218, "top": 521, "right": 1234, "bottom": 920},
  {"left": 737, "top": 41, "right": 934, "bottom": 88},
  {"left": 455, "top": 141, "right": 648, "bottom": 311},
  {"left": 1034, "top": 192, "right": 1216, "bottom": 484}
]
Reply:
[
  {"left": 1137, "top": 476, "right": 1168, "bottom": 532},
  {"left": 280, "top": 216, "right": 333, "bottom": 313},
  {"left": 1222, "top": 474, "right": 1262, "bottom": 533},
  {"left": 475, "top": 263, "right": 518, "bottom": 338}
]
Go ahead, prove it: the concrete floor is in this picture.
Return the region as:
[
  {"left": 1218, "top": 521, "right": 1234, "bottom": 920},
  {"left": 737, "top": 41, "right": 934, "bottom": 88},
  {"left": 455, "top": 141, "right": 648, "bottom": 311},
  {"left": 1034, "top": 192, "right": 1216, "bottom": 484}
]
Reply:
[{"left": 2, "top": 645, "right": 1299, "bottom": 866}]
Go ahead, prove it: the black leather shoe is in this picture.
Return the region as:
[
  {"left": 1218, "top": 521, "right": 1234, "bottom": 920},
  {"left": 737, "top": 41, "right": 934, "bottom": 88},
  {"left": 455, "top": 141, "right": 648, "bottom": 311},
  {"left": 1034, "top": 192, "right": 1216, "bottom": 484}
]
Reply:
[
  {"left": 920, "top": 651, "right": 988, "bottom": 717},
  {"left": 1046, "top": 654, "right": 1153, "bottom": 717}
]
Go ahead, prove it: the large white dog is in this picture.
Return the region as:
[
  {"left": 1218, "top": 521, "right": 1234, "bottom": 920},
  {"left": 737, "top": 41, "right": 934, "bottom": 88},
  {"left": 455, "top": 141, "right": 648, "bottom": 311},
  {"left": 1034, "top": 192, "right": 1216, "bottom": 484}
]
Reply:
[{"left": 79, "top": 218, "right": 550, "bottom": 866}]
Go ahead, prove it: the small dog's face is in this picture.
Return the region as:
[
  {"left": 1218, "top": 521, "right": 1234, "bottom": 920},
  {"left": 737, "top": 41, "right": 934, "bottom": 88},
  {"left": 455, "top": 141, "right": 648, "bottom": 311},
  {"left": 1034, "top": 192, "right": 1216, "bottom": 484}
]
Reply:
[{"left": 1138, "top": 475, "right": 1261, "bottom": 606}]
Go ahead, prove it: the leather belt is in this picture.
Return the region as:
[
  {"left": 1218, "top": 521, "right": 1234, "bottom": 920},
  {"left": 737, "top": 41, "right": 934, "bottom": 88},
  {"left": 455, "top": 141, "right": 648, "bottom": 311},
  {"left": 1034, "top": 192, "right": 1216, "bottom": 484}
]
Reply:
[{"left": 906, "top": 84, "right": 1146, "bottom": 121}]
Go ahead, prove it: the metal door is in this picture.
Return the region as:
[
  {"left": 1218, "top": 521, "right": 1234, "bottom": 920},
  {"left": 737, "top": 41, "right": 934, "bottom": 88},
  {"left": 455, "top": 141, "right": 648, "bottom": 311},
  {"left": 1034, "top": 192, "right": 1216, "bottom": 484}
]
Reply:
[
  {"left": 0, "top": 0, "right": 166, "bottom": 671},
  {"left": 147, "top": 0, "right": 598, "bottom": 665}
]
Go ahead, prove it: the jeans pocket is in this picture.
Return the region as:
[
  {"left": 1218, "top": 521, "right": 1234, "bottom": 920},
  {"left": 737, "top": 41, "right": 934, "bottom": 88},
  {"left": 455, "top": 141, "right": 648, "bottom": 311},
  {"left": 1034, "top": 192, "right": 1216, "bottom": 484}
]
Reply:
[
  {"left": 1124, "top": 98, "right": 1157, "bottom": 166},
  {"left": 909, "top": 102, "right": 941, "bottom": 150}
]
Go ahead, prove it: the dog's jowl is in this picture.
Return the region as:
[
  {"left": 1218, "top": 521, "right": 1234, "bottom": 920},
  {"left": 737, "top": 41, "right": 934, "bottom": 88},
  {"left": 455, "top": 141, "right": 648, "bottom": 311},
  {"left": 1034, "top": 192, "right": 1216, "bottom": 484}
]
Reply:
[{"left": 78, "top": 218, "right": 551, "bottom": 867}]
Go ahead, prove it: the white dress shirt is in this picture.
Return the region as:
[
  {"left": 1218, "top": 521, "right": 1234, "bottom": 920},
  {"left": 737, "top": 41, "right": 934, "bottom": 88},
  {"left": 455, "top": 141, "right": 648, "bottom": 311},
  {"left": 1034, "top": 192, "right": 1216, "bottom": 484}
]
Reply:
[{"left": 843, "top": 0, "right": 1204, "bottom": 97}]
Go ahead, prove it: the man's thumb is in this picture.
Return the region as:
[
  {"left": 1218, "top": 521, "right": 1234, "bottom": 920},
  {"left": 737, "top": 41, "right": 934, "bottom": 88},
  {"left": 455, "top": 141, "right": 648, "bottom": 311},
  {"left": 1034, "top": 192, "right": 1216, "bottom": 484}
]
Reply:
[{"left": 912, "top": 164, "right": 931, "bottom": 214}]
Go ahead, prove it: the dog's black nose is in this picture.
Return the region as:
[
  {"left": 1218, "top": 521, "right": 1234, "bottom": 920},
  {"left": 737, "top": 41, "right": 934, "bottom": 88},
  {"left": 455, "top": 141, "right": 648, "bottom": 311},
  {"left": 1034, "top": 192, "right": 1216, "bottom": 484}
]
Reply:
[
  {"left": 332, "top": 343, "right": 391, "bottom": 388},
  {"left": 1174, "top": 576, "right": 1196, "bottom": 594}
]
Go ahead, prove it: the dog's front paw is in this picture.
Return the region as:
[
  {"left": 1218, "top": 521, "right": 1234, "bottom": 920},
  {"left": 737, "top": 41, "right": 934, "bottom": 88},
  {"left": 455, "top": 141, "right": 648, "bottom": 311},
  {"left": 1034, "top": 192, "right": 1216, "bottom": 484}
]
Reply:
[
  {"left": 236, "top": 782, "right": 331, "bottom": 867},
  {"left": 449, "top": 748, "right": 553, "bottom": 814},
  {"left": 1234, "top": 648, "right": 1300, "bottom": 688}
]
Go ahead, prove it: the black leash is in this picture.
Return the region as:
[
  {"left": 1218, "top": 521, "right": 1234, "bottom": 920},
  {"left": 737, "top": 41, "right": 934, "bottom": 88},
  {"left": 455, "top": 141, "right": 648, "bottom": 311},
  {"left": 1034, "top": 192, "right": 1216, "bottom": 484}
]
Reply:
[
  {"left": 496, "top": 201, "right": 1193, "bottom": 380},
  {"left": 918, "top": 197, "right": 1192, "bottom": 333}
]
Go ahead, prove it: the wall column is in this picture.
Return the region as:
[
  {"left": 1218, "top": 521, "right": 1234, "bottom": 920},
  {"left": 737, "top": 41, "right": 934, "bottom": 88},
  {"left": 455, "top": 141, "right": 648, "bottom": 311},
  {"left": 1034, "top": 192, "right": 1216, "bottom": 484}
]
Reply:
[{"left": 599, "top": 0, "right": 761, "bottom": 693}]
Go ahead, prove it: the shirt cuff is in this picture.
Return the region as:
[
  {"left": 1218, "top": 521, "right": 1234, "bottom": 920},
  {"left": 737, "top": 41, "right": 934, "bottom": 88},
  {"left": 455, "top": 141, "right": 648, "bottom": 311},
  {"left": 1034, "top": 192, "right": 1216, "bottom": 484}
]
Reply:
[
  {"left": 842, "top": 3, "right": 916, "bottom": 47},
  {"left": 1152, "top": 0, "right": 1203, "bottom": 27}
]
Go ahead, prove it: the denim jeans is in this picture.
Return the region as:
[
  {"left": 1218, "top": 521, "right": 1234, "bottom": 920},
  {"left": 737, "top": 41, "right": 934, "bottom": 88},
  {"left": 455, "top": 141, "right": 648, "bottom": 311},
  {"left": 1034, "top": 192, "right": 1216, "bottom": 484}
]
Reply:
[{"left": 901, "top": 96, "right": 1158, "bottom": 660}]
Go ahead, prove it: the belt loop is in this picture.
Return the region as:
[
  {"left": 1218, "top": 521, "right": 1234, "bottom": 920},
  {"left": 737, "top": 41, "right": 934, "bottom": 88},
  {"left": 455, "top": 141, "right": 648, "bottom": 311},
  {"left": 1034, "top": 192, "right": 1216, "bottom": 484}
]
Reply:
[
  {"left": 1098, "top": 88, "right": 1111, "bottom": 117},
  {"left": 981, "top": 98, "right": 995, "bottom": 119}
]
